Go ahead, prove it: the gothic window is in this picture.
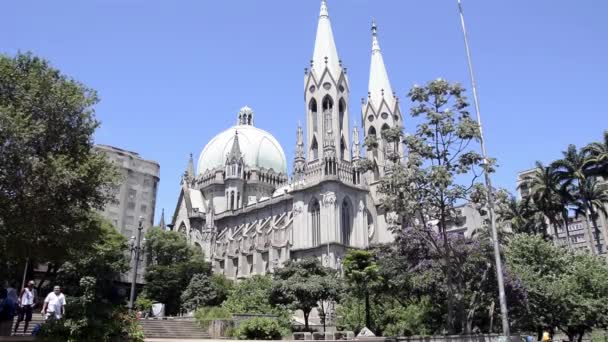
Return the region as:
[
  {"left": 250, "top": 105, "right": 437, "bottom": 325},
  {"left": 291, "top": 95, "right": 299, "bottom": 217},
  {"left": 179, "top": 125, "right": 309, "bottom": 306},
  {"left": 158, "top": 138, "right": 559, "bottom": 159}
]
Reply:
[
  {"left": 322, "top": 95, "right": 334, "bottom": 113},
  {"left": 230, "top": 191, "right": 235, "bottom": 210},
  {"left": 339, "top": 98, "right": 346, "bottom": 133},
  {"left": 237, "top": 192, "right": 241, "bottom": 209},
  {"left": 368, "top": 126, "right": 377, "bottom": 136},
  {"left": 341, "top": 199, "right": 352, "bottom": 245},
  {"left": 247, "top": 114, "right": 252, "bottom": 125},
  {"left": 311, "top": 136, "right": 319, "bottom": 160},
  {"left": 310, "top": 99, "right": 318, "bottom": 133},
  {"left": 340, "top": 136, "right": 346, "bottom": 160},
  {"left": 310, "top": 199, "right": 321, "bottom": 246}
]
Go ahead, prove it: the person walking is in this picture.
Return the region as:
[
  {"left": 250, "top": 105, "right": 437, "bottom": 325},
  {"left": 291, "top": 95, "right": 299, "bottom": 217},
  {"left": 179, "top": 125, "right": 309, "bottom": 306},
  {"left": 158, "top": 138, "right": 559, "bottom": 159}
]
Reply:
[
  {"left": 0, "top": 288, "right": 17, "bottom": 336},
  {"left": 13, "top": 281, "right": 37, "bottom": 334},
  {"left": 41, "top": 286, "right": 66, "bottom": 321}
]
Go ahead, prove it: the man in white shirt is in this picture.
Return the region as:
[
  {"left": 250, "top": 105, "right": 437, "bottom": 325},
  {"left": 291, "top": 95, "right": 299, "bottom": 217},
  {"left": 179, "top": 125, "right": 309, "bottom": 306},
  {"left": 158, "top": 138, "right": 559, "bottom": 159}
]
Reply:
[
  {"left": 14, "top": 281, "right": 37, "bottom": 334},
  {"left": 42, "top": 286, "right": 66, "bottom": 320}
]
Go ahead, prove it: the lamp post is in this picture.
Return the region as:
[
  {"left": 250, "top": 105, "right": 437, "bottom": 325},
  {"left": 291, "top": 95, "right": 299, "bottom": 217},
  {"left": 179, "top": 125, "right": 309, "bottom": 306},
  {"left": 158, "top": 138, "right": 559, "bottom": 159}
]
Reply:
[{"left": 128, "top": 216, "right": 146, "bottom": 312}]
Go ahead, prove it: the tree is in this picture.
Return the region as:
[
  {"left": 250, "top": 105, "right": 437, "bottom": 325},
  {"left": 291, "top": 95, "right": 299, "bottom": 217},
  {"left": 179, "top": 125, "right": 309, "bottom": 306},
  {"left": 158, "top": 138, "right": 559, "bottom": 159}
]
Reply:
[
  {"left": 270, "top": 258, "right": 341, "bottom": 330},
  {"left": 369, "top": 79, "right": 486, "bottom": 332},
  {"left": 573, "top": 178, "right": 608, "bottom": 253},
  {"left": 142, "top": 228, "right": 209, "bottom": 315},
  {"left": 222, "top": 275, "right": 278, "bottom": 316},
  {"left": 343, "top": 250, "right": 381, "bottom": 331},
  {"left": 181, "top": 273, "right": 217, "bottom": 312},
  {"left": 0, "top": 52, "right": 117, "bottom": 285},
  {"left": 520, "top": 162, "right": 566, "bottom": 246},
  {"left": 584, "top": 130, "right": 608, "bottom": 178},
  {"left": 208, "top": 274, "right": 233, "bottom": 307},
  {"left": 56, "top": 215, "right": 129, "bottom": 296},
  {"left": 506, "top": 234, "right": 608, "bottom": 341}
]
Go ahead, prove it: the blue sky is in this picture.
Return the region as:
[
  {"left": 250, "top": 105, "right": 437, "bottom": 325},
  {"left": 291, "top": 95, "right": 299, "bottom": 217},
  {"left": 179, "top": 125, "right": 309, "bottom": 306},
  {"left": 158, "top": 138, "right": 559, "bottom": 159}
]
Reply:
[{"left": 3, "top": 0, "right": 607, "bottom": 224}]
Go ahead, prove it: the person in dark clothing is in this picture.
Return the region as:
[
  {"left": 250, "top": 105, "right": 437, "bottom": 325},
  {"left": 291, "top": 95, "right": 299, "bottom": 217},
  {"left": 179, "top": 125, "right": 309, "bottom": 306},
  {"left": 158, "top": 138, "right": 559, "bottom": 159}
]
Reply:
[{"left": 0, "top": 288, "right": 17, "bottom": 336}]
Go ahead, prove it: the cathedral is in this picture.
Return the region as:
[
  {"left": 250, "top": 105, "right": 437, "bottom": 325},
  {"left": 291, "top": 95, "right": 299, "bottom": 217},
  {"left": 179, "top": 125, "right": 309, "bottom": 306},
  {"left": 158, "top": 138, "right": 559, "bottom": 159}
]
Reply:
[{"left": 170, "top": 0, "right": 405, "bottom": 278}]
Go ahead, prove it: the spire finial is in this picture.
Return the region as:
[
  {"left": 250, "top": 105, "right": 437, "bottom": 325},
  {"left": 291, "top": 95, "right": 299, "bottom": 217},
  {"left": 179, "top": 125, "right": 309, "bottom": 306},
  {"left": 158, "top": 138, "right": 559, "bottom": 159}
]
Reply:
[
  {"left": 320, "top": 0, "right": 329, "bottom": 18},
  {"left": 372, "top": 17, "right": 377, "bottom": 36}
]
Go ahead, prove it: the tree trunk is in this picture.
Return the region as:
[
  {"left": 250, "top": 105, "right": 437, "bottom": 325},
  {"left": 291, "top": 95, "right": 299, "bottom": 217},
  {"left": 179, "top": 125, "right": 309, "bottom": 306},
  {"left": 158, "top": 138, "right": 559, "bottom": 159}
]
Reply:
[
  {"left": 304, "top": 310, "right": 310, "bottom": 331},
  {"left": 439, "top": 215, "right": 455, "bottom": 334},
  {"left": 589, "top": 207, "right": 604, "bottom": 254},
  {"left": 583, "top": 214, "right": 597, "bottom": 254},
  {"left": 365, "top": 290, "right": 371, "bottom": 330}
]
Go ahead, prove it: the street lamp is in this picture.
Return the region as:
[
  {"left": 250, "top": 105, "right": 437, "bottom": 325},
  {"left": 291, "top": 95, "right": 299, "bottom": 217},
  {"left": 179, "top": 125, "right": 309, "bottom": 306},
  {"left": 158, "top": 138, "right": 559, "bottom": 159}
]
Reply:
[{"left": 128, "top": 216, "right": 146, "bottom": 312}]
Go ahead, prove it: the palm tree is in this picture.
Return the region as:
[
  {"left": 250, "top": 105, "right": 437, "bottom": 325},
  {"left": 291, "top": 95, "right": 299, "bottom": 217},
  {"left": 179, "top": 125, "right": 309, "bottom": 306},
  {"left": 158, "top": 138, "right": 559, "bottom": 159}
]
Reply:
[
  {"left": 583, "top": 130, "right": 608, "bottom": 178},
  {"left": 573, "top": 178, "right": 608, "bottom": 254},
  {"left": 520, "top": 162, "right": 569, "bottom": 248}
]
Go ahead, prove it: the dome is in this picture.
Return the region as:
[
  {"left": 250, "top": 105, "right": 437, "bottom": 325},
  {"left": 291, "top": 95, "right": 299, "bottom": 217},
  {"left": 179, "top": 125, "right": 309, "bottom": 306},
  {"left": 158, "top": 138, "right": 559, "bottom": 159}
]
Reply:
[{"left": 197, "top": 124, "right": 287, "bottom": 174}]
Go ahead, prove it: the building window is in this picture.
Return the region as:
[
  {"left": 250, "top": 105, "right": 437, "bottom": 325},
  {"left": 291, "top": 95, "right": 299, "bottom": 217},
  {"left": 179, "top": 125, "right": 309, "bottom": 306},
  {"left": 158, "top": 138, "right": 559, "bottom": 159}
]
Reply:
[
  {"left": 127, "top": 202, "right": 136, "bottom": 210},
  {"left": 310, "top": 99, "right": 318, "bottom": 133},
  {"left": 341, "top": 200, "right": 351, "bottom": 245},
  {"left": 140, "top": 205, "right": 147, "bottom": 213},
  {"left": 311, "top": 136, "right": 319, "bottom": 160},
  {"left": 310, "top": 199, "right": 321, "bottom": 246}
]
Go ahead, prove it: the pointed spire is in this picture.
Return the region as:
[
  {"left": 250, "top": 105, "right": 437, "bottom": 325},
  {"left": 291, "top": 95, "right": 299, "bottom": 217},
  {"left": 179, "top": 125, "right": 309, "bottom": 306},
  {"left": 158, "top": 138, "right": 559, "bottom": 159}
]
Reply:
[
  {"left": 312, "top": 0, "right": 341, "bottom": 76},
  {"left": 227, "top": 130, "right": 243, "bottom": 163},
  {"left": 295, "top": 121, "right": 305, "bottom": 161},
  {"left": 352, "top": 121, "right": 360, "bottom": 160},
  {"left": 186, "top": 153, "right": 195, "bottom": 178},
  {"left": 159, "top": 208, "right": 166, "bottom": 231},
  {"left": 368, "top": 18, "right": 395, "bottom": 111}
]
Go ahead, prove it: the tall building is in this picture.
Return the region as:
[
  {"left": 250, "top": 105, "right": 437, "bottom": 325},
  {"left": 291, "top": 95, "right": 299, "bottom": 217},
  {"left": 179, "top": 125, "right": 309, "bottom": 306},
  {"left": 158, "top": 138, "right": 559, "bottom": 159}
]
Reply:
[
  {"left": 171, "top": 1, "right": 409, "bottom": 279},
  {"left": 517, "top": 168, "right": 608, "bottom": 254},
  {"left": 95, "top": 144, "right": 160, "bottom": 283}
]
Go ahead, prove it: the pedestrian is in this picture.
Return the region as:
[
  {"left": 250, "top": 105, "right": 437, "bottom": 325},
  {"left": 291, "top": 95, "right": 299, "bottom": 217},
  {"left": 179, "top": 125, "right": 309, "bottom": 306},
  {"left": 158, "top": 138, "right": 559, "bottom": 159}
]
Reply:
[
  {"left": 0, "top": 288, "right": 17, "bottom": 336},
  {"left": 542, "top": 330, "right": 551, "bottom": 342},
  {"left": 41, "top": 286, "right": 66, "bottom": 321},
  {"left": 14, "top": 280, "right": 37, "bottom": 335}
]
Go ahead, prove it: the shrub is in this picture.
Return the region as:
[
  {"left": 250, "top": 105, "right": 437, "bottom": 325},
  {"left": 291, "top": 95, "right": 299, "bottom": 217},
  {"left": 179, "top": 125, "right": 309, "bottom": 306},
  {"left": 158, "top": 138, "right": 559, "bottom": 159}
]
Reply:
[
  {"left": 234, "top": 317, "right": 288, "bottom": 340},
  {"left": 194, "top": 306, "right": 233, "bottom": 329},
  {"left": 135, "top": 295, "right": 154, "bottom": 315}
]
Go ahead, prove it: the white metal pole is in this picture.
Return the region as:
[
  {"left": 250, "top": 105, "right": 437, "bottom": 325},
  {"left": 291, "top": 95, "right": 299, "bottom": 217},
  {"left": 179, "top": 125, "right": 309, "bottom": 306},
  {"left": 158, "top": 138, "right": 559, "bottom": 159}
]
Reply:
[{"left": 457, "top": 0, "right": 511, "bottom": 338}]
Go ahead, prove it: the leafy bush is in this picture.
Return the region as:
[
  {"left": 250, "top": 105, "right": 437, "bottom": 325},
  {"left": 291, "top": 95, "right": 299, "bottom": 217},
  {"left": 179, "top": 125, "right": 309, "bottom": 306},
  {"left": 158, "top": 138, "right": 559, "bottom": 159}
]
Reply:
[
  {"left": 135, "top": 295, "right": 154, "bottom": 315},
  {"left": 38, "top": 277, "right": 144, "bottom": 342},
  {"left": 194, "top": 306, "right": 233, "bottom": 329},
  {"left": 233, "top": 317, "right": 288, "bottom": 340}
]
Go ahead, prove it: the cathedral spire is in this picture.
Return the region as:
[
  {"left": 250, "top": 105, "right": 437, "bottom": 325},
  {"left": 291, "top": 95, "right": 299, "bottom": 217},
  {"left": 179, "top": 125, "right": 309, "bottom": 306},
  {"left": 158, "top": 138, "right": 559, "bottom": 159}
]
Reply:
[
  {"left": 295, "top": 121, "right": 305, "bottom": 162},
  {"left": 352, "top": 121, "right": 360, "bottom": 160},
  {"left": 159, "top": 208, "right": 166, "bottom": 230},
  {"left": 312, "top": 0, "right": 341, "bottom": 76},
  {"left": 368, "top": 18, "right": 395, "bottom": 111},
  {"left": 186, "top": 153, "right": 195, "bottom": 178},
  {"left": 226, "top": 131, "right": 243, "bottom": 163}
]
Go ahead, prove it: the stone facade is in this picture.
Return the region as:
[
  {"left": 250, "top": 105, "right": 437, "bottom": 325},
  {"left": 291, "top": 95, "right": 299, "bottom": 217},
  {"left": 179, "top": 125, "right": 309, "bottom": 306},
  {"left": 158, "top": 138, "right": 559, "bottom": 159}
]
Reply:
[
  {"left": 95, "top": 144, "right": 160, "bottom": 283},
  {"left": 170, "top": 1, "right": 408, "bottom": 279}
]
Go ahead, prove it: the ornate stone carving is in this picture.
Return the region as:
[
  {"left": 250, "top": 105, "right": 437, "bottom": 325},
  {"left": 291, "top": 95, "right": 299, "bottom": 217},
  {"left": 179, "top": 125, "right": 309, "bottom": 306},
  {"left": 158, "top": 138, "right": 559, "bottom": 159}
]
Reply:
[
  {"left": 292, "top": 203, "right": 304, "bottom": 216},
  {"left": 358, "top": 200, "right": 365, "bottom": 213},
  {"left": 386, "top": 211, "right": 399, "bottom": 225},
  {"left": 322, "top": 191, "right": 336, "bottom": 207}
]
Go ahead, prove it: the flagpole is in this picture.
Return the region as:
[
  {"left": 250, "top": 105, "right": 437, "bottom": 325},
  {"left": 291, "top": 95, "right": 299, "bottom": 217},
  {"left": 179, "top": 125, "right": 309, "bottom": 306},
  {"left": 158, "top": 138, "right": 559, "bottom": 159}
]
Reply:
[{"left": 457, "top": 0, "right": 511, "bottom": 338}]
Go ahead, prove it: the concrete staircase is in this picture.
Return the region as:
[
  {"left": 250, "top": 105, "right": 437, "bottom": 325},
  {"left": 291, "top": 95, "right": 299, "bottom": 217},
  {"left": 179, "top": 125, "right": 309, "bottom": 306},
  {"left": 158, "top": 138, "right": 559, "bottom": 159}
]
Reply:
[
  {"left": 10, "top": 315, "right": 45, "bottom": 337},
  {"left": 138, "top": 318, "right": 211, "bottom": 339}
]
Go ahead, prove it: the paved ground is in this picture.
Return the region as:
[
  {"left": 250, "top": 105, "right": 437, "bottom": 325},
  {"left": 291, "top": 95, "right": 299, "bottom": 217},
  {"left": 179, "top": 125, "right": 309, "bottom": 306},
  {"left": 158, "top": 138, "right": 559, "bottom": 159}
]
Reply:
[{"left": 145, "top": 340, "right": 283, "bottom": 342}]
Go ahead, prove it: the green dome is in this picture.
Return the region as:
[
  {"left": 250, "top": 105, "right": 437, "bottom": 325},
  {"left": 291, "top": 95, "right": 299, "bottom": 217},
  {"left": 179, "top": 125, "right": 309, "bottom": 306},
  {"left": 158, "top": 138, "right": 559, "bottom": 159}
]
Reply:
[{"left": 197, "top": 124, "right": 287, "bottom": 174}]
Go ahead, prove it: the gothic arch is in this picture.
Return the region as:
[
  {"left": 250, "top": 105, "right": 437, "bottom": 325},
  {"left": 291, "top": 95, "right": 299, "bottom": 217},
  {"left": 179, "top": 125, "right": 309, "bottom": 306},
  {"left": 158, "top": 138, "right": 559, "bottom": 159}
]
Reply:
[
  {"left": 338, "top": 98, "right": 346, "bottom": 133},
  {"left": 340, "top": 136, "right": 346, "bottom": 160},
  {"left": 368, "top": 126, "right": 377, "bottom": 136},
  {"left": 178, "top": 222, "right": 187, "bottom": 235},
  {"left": 311, "top": 135, "right": 319, "bottom": 160},
  {"left": 322, "top": 95, "right": 334, "bottom": 113},
  {"left": 309, "top": 198, "right": 321, "bottom": 246},
  {"left": 340, "top": 197, "right": 353, "bottom": 245},
  {"left": 309, "top": 99, "right": 318, "bottom": 133}
]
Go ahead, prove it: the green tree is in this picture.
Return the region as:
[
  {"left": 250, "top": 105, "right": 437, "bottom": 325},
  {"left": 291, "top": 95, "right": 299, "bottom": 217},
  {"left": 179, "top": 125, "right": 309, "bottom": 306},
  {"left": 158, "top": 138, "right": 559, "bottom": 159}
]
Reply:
[
  {"left": 519, "top": 162, "right": 566, "bottom": 245},
  {"left": 222, "top": 275, "right": 277, "bottom": 315},
  {"left": 506, "top": 234, "right": 608, "bottom": 341},
  {"left": 181, "top": 273, "right": 218, "bottom": 312},
  {"left": 209, "top": 274, "right": 233, "bottom": 306},
  {"left": 0, "top": 52, "right": 117, "bottom": 285},
  {"left": 142, "top": 228, "right": 209, "bottom": 315},
  {"left": 365, "top": 79, "right": 486, "bottom": 332},
  {"left": 56, "top": 215, "right": 129, "bottom": 296},
  {"left": 343, "top": 250, "right": 381, "bottom": 331},
  {"left": 584, "top": 130, "right": 608, "bottom": 178},
  {"left": 572, "top": 178, "right": 608, "bottom": 254},
  {"left": 270, "top": 258, "right": 341, "bottom": 330}
]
